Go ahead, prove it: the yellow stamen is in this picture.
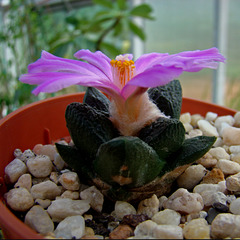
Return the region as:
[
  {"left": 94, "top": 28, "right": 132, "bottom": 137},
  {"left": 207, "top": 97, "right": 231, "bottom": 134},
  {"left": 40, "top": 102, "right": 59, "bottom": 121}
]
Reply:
[{"left": 110, "top": 57, "right": 135, "bottom": 90}]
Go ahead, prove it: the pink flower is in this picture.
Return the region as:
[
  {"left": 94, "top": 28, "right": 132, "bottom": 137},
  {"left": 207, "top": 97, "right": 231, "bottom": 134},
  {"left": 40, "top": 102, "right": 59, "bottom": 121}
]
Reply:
[{"left": 20, "top": 48, "right": 225, "bottom": 135}]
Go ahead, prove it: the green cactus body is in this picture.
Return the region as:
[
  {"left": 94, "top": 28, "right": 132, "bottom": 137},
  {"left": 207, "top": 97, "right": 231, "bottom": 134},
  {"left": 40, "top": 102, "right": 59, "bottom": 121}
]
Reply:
[{"left": 56, "top": 80, "right": 216, "bottom": 202}]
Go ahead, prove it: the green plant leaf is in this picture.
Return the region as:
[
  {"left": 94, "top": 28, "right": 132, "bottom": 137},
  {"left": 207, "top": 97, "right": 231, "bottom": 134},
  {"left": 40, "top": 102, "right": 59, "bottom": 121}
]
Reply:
[
  {"left": 93, "top": 0, "right": 113, "bottom": 8},
  {"left": 138, "top": 117, "right": 185, "bottom": 159},
  {"left": 130, "top": 4, "right": 154, "bottom": 19},
  {"left": 65, "top": 102, "right": 119, "bottom": 160},
  {"left": 94, "top": 136, "right": 165, "bottom": 188},
  {"left": 128, "top": 20, "right": 145, "bottom": 40},
  {"left": 117, "top": 0, "right": 127, "bottom": 10},
  {"left": 100, "top": 42, "right": 121, "bottom": 58},
  {"left": 148, "top": 79, "right": 182, "bottom": 119},
  {"left": 162, "top": 136, "right": 217, "bottom": 174}
]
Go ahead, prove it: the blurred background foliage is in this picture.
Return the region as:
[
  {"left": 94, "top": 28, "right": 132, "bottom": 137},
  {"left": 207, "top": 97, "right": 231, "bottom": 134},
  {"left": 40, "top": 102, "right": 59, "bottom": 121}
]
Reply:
[{"left": 0, "top": 0, "right": 153, "bottom": 118}]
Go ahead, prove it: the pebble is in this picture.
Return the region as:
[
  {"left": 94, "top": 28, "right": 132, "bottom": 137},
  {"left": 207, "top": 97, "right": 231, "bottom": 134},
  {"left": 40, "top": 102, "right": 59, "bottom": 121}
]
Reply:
[
  {"left": 21, "top": 149, "right": 36, "bottom": 162},
  {"left": 59, "top": 171, "right": 80, "bottom": 191},
  {"left": 200, "top": 191, "right": 227, "bottom": 207},
  {"left": 54, "top": 215, "right": 85, "bottom": 239},
  {"left": 112, "top": 201, "right": 136, "bottom": 220},
  {"left": 177, "top": 164, "right": 207, "bottom": 189},
  {"left": 134, "top": 220, "right": 183, "bottom": 239},
  {"left": 193, "top": 181, "right": 226, "bottom": 194},
  {"left": 137, "top": 194, "right": 159, "bottom": 218},
  {"left": 196, "top": 152, "right": 218, "bottom": 168},
  {"left": 222, "top": 126, "right": 240, "bottom": 145},
  {"left": 5, "top": 187, "right": 34, "bottom": 211},
  {"left": 229, "top": 197, "right": 240, "bottom": 214},
  {"left": 209, "top": 147, "right": 230, "bottom": 160},
  {"left": 200, "top": 167, "right": 225, "bottom": 184},
  {"left": 183, "top": 218, "right": 210, "bottom": 239},
  {"left": 226, "top": 172, "right": 240, "bottom": 191},
  {"left": 215, "top": 115, "right": 235, "bottom": 132},
  {"left": 31, "top": 180, "right": 61, "bottom": 200},
  {"left": 61, "top": 190, "right": 79, "bottom": 200},
  {"left": 80, "top": 186, "right": 104, "bottom": 212},
  {"left": 211, "top": 213, "right": 240, "bottom": 238},
  {"left": 47, "top": 198, "right": 90, "bottom": 222},
  {"left": 197, "top": 119, "right": 219, "bottom": 137},
  {"left": 205, "top": 111, "right": 218, "bottom": 122},
  {"left": 163, "top": 188, "right": 204, "bottom": 214},
  {"left": 24, "top": 205, "right": 54, "bottom": 234},
  {"left": 4, "top": 158, "right": 28, "bottom": 183},
  {"left": 14, "top": 173, "right": 32, "bottom": 191},
  {"left": 180, "top": 112, "right": 191, "bottom": 124},
  {"left": 188, "top": 129, "right": 203, "bottom": 138},
  {"left": 38, "top": 144, "right": 57, "bottom": 160},
  {"left": 109, "top": 224, "right": 133, "bottom": 239},
  {"left": 53, "top": 153, "right": 65, "bottom": 171},
  {"left": 231, "top": 152, "right": 240, "bottom": 164},
  {"left": 35, "top": 198, "right": 52, "bottom": 209},
  {"left": 152, "top": 209, "right": 181, "bottom": 225},
  {"left": 216, "top": 159, "right": 240, "bottom": 175},
  {"left": 234, "top": 112, "right": 240, "bottom": 127},
  {"left": 190, "top": 114, "right": 203, "bottom": 127},
  {"left": 27, "top": 155, "right": 53, "bottom": 178}
]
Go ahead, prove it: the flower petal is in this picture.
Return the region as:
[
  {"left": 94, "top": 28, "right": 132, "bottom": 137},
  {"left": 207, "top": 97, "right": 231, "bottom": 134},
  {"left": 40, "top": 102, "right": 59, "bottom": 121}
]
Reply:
[
  {"left": 20, "top": 72, "right": 120, "bottom": 96},
  {"left": 159, "top": 47, "right": 225, "bottom": 72},
  {"left": 74, "top": 49, "right": 112, "bottom": 80},
  {"left": 28, "top": 51, "right": 107, "bottom": 78},
  {"left": 135, "top": 52, "right": 169, "bottom": 73},
  {"left": 121, "top": 65, "right": 183, "bottom": 99}
]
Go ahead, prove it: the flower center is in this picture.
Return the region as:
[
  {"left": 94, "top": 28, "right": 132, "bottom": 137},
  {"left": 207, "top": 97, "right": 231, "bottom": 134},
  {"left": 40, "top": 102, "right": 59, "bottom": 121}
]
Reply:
[{"left": 110, "top": 55, "right": 135, "bottom": 90}]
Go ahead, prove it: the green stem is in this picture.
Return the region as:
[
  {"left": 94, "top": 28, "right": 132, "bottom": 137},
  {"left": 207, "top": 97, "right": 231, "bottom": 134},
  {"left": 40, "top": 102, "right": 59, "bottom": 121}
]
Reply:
[{"left": 95, "top": 17, "right": 121, "bottom": 51}]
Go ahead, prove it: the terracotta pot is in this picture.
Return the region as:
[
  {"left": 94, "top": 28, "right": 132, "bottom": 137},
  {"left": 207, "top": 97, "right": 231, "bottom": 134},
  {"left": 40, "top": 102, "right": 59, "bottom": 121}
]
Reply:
[{"left": 0, "top": 93, "right": 237, "bottom": 239}]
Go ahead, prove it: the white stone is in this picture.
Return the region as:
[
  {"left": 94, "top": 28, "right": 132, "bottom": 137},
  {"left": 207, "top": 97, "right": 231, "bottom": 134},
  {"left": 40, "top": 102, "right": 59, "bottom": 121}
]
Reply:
[
  {"left": 177, "top": 164, "right": 207, "bottom": 189},
  {"left": 4, "top": 158, "right": 27, "bottom": 183},
  {"left": 183, "top": 123, "right": 193, "bottom": 133},
  {"left": 39, "top": 144, "right": 57, "bottom": 160},
  {"left": 196, "top": 152, "right": 217, "bottom": 168},
  {"left": 152, "top": 209, "right": 181, "bottom": 225},
  {"left": 229, "top": 145, "right": 240, "bottom": 154},
  {"left": 163, "top": 188, "right": 203, "bottom": 214},
  {"left": 222, "top": 126, "right": 240, "bottom": 145},
  {"left": 54, "top": 215, "right": 85, "bottom": 239},
  {"left": 53, "top": 153, "right": 65, "bottom": 171},
  {"left": 197, "top": 120, "right": 219, "bottom": 137},
  {"left": 24, "top": 205, "right": 54, "bottom": 234},
  {"left": 183, "top": 218, "right": 210, "bottom": 239},
  {"left": 158, "top": 196, "right": 168, "bottom": 210},
  {"left": 234, "top": 112, "right": 240, "bottom": 127},
  {"left": 14, "top": 173, "right": 32, "bottom": 191},
  {"left": 27, "top": 155, "right": 53, "bottom": 178},
  {"left": 112, "top": 201, "right": 136, "bottom": 220},
  {"left": 200, "top": 191, "right": 227, "bottom": 207},
  {"left": 216, "top": 159, "right": 240, "bottom": 175},
  {"left": 193, "top": 181, "right": 227, "bottom": 194},
  {"left": 134, "top": 220, "right": 183, "bottom": 239},
  {"left": 59, "top": 171, "right": 80, "bottom": 191},
  {"left": 209, "top": 147, "right": 230, "bottom": 160},
  {"left": 213, "top": 137, "right": 224, "bottom": 147},
  {"left": 226, "top": 172, "right": 240, "bottom": 191},
  {"left": 205, "top": 112, "right": 218, "bottom": 122},
  {"left": 229, "top": 198, "right": 240, "bottom": 215},
  {"left": 188, "top": 129, "right": 203, "bottom": 138},
  {"left": 61, "top": 190, "right": 79, "bottom": 200},
  {"left": 21, "top": 149, "right": 35, "bottom": 162},
  {"left": 211, "top": 213, "right": 240, "bottom": 239},
  {"left": 137, "top": 194, "right": 159, "bottom": 218},
  {"left": 5, "top": 187, "right": 34, "bottom": 211},
  {"left": 47, "top": 198, "right": 90, "bottom": 222},
  {"left": 180, "top": 112, "right": 191, "bottom": 124},
  {"left": 231, "top": 153, "right": 240, "bottom": 164},
  {"left": 13, "top": 148, "right": 23, "bottom": 159},
  {"left": 35, "top": 198, "right": 51, "bottom": 209},
  {"left": 215, "top": 115, "right": 235, "bottom": 130},
  {"left": 31, "top": 180, "right": 61, "bottom": 200},
  {"left": 190, "top": 114, "right": 203, "bottom": 127},
  {"left": 80, "top": 186, "right": 104, "bottom": 212}
]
